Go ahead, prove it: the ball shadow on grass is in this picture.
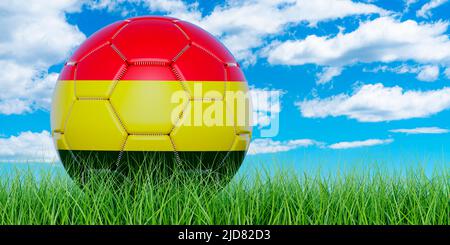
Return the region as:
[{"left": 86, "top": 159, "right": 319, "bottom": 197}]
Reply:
[{"left": 59, "top": 150, "right": 245, "bottom": 194}]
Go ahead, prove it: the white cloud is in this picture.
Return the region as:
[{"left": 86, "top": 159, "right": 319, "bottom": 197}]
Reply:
[
  {"left": 317, "top": 67, "right": 343, "bottom": 84},
  {"left": 197, "top": 0, "right": 385, "bottom": 64},
  {"left": 0, "top": 0, "right": 86, "bottom": 115},
  {"left": 329, "top": 138, "right": 393, "bottom": 149},
  {"left": 90, "top": 0, "right": 386, "bottom": 64},
  {"left": 0, "top": 131, "right": 58, "bottom": 162},
  {"left": 416, "top": 65, "right": 440, "bottom": 81},
  {"left": 364, "top": 64, "right": 420, "bottom": 74},
  {"left": 0, "top": 61, "right": 59, "bottom": 114},
  {"left": 88, "top": 0, "right": 129, "bottom": 12},
  {"left": 444, "top": 67, "right": 450, "bottom": 79},
  {"left": 89, "top": 0, "right": 202, "bottom": 20},
  {"left": 364, "top": 64, "right": 441, "bottom": 82},
  {"left": 144, "top": 0, "right": 201, "bottom": 21},
  {"left": 417, "top": 0, "right": 448, "bottom": 18},
  {"left": 265, "top": 17, "right": 450, "bottom": 67},
  {"left": 390, "top": 127, "right": 449, "bottom": 134},
  {"left": 404, "top": 0, "right": 418, "bottom": 12},
  {"left": 0, "top": 99, "right": 32, "bottom": 115},
  {"left": 297, "top": 83, "right": 450, "bottom": 122},
  {"left": 248, "top": 138, "right": 320, "bottom": 155}
]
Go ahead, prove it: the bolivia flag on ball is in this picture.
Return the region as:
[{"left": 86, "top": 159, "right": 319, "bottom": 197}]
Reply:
[{"left": 51, "top": 16, "right": 252, "bottom": 181}]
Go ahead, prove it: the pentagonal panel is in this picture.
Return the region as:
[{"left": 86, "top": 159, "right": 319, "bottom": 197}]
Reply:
[
  {"left": 113, "top": 19, "right": 188, "bottom": 61},
  {"left": 122, "top": 66, "right": 177, "bottom": 80},
  {"left": 124, "top": 135, "right": 174, "bottom": 151},
  {"left": 69, "top": 20, "right": 126, "bottom": 62},
  {"left": 231, "top": 134, "right": 250, "bottom": 151},
  {"left": 51, "top": 81, "right": 75, "bottom": 132},
  {"left": 171, "top": 100, "right": 236, "bottom": 151},
  {"left": 175, "top": 21, "right": 236, "bottom": 64},
  {"left": 110, "top": 81, "right": 188, "bottom": 134},
  {"left": 175, "top": 45, "right": 226, "bottom": 81},
  {"left": 184, "top": 81, "right": 225, "bottom": 99},
  {"left": 76, "top": 45, "right": 125, "bottom": 81},
  {"left": 65, "top": 100, "right": 127, "bottom": 151},
  {"left": 226, "top": 82, "right": 252, "bottom": 134},
  {"left": 52, "top": 132, "right": 69, "bottom": 150}
]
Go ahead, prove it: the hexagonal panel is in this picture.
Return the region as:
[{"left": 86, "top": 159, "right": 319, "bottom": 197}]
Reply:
[
  {"left": 175, "top": 45, "right": 226, "bottom": 81},
  {"left": 65, "top": 100, "right": 127, "bottom": 151},
  {"left": 171, "top": 100, "right": 236, "bottom": 151},
  {"left": 122, "top": 66, "right": 177, "bottom": 80},
  {"left": 226, "top": 82, "right": 252, "bottom": 134},
  {"left": 51, "top": 81, "right": 75, "bottom": 132},
  {"left": 124, "top": 135, "right": 174, "bottom": 151},
  {"left": 110, "top": 81, "right": 188, "bottom": 134},
  {"left": 113, "top": 19, "right": 188, "bottom": 61},
  {"left": 175, "top": 20, "right": 236, "bottom": 64},
  {"left": 76, "top": 45, "right": 125, "bottom": 80}
]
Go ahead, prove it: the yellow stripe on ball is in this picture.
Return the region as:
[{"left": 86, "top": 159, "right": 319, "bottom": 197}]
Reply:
[{"left": 52, "top": 80, "right": 251, "bottom": 152}]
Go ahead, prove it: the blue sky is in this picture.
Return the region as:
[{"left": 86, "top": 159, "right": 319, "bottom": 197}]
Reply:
[{"left": 0, "top": 0, "right": 449, "bottom": 172}]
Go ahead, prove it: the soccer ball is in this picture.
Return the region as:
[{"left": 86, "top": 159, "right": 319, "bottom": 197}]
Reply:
[{"left": 51, "top": 16, "right": 252, "bottom": 183}]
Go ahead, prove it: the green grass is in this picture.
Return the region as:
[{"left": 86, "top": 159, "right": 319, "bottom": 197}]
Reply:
[{"left": 0, "top": 165, "right": 448, "bottom": 225}]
